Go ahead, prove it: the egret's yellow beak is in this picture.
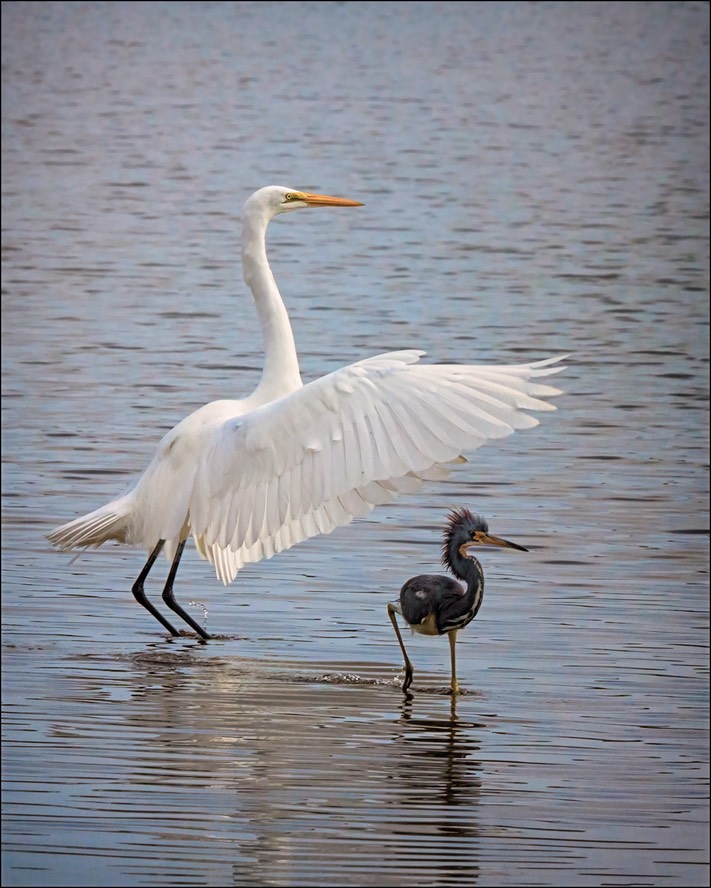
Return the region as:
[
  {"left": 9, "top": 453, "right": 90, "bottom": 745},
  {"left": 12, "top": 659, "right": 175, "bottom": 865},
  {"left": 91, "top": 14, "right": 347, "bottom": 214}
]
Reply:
[
  {"left": 466, "top": 531, "right": 528, "bottom": 553},
  {"left": 298, "top": 191, "right": 364, "bottom": 207}
]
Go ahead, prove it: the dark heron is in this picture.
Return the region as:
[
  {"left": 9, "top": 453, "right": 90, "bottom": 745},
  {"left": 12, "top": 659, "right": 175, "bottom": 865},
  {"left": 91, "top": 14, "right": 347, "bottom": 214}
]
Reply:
[{"left": 388, "top": 508, "right": 527, "bottom": 694}]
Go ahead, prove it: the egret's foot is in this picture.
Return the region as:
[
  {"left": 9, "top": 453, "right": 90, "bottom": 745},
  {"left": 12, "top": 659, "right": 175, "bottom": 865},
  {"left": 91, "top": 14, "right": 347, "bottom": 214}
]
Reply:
[{"left": 449, "top": 682, "right": 462, "bottom": 696}]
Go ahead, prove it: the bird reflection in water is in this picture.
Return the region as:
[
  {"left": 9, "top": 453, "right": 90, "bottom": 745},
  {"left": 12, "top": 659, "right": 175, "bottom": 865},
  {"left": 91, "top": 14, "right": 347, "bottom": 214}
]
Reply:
[{"left": 390, "top": 692, "right": 485, "bottom": 882}]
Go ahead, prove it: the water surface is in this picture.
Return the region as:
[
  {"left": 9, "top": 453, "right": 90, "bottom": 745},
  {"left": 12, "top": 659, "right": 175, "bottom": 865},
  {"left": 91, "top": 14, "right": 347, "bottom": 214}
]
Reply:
[{"left": 2, "top": 2, "right": 709, "bottom": 886}]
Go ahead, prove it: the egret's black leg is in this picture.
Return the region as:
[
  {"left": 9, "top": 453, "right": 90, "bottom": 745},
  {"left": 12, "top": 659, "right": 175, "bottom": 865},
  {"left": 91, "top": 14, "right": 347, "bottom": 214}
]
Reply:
[
  {"left": 161, "top": 540, "right": 211, "bottom": 642},
  {"left": 388, "top": 603, "right": 414, "bottom": 692},
  {"left": 448, "top": 629, "right": 461, "bottom": 696},
  {"left": 132, "top": 540, "right": 181, "bottom": 637}
]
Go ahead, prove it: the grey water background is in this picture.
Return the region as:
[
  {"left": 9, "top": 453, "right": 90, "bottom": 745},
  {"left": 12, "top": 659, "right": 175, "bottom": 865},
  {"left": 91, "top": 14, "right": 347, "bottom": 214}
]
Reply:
[{"left": 1, "top": 1, "right": 709, "bottom": 885}]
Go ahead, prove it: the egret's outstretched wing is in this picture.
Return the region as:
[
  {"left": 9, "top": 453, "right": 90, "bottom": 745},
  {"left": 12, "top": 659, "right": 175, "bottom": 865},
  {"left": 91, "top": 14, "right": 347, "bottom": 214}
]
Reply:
[{"left": 189, "top": 350, "right": 565, "bottom": 583}]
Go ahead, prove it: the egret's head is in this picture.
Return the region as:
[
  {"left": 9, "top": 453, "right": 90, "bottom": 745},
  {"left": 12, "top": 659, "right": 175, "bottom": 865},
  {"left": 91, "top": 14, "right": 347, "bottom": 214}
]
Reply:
[
  {"left": 244, "top": 185, "right": 363, "bottom": 219},
  {"left": 441, "top": 507, "right": 528, "bottom": 570}
]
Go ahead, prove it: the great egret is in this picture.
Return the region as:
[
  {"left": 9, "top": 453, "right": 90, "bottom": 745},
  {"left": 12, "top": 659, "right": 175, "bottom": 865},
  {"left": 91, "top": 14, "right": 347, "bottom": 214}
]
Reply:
[
  {"left": 388, "top": 508, "right": 527, "bottom": 694},
  {"left": 47, "top": 185, "right": 565, "bottom": 641}
]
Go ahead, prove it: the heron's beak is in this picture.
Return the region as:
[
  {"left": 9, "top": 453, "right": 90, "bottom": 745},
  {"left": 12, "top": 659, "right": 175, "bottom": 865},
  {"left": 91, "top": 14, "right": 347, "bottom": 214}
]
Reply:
[
  {"left": 298, "top": 191, "right": 364, "bottom": 207},
  {"left": 466, "top": 531, "right": 528, "bottom": 553}
]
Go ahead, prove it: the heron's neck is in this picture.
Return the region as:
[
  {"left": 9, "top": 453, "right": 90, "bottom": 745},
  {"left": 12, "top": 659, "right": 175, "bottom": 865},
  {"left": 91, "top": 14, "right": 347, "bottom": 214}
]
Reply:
[
  {"left": 452, "top": 557, "right": 485, "bottom": 618},
  {"left": 242, "top": 212, "right": 303, "bottom": 403}
]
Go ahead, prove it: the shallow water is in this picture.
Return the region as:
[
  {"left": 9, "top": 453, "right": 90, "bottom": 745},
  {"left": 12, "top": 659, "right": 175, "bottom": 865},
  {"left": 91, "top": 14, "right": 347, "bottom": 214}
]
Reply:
[{"left": 2, "top": 2, "right": 709, "bottom": 886}]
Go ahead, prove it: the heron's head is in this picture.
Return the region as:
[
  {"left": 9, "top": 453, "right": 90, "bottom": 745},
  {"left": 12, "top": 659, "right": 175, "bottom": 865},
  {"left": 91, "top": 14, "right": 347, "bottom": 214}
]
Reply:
[
  {"left": 441, "top": 508, "right": 528, "bottom": 570},
  {"left": 244, "top": 185, "right": 363, "bottom": 219}
]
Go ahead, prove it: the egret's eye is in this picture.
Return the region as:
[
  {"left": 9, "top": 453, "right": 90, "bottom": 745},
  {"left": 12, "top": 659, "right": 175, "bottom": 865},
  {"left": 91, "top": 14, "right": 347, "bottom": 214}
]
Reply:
[{"left": 284, "top": 192, "right": 295, "bottom": 202}]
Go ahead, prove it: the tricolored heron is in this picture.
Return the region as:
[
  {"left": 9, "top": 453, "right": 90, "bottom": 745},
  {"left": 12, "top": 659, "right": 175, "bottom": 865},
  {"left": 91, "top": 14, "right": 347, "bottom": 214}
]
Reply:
[{"left": 388, "top": 508, "right": 527, "bottom": 695}]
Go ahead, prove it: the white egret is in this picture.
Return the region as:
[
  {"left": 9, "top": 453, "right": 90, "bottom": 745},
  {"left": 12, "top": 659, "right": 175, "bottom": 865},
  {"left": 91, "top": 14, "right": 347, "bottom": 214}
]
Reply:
[{"left": 47, "top": 185, "right": 565, "bottom": 640}]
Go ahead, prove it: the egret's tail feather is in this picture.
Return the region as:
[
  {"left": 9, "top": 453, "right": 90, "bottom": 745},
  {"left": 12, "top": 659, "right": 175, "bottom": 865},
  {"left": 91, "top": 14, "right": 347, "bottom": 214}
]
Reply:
[{"left": 46, "top": 495, "right": 133, "bottom": 551}]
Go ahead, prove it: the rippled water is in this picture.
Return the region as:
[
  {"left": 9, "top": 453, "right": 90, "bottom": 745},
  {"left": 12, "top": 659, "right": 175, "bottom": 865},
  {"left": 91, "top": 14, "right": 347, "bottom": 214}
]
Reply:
[{"left": 2, "top": 2, "right": 709, "bottom": 886}]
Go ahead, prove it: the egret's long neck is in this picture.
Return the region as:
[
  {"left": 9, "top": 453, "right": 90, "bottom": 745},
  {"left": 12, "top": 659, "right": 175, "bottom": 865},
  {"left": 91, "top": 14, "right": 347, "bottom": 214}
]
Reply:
[{"left": 242, "top": 211, "right": 303, "bottom": 403}]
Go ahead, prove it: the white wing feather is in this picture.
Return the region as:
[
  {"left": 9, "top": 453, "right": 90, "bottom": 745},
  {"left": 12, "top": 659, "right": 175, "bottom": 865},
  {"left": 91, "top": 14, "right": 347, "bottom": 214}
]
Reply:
[{"left": 189, "top": 350, "right": 565, "bottom": 583}]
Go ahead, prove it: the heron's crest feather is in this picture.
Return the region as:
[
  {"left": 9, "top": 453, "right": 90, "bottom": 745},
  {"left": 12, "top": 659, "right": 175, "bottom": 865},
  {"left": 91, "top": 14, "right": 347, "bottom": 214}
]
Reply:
[{"left": 441, "top": 507, "right": 488, "bottom": 571}]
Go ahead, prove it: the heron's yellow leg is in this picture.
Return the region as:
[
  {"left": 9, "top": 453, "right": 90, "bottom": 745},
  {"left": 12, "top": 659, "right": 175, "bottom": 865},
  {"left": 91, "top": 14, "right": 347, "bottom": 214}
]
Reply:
[
  {"left": 448, "top": 629, "right": 461, "bottom": 696},
  {"left": 387, "top": 603, "right": 414, "bottom": 691}
]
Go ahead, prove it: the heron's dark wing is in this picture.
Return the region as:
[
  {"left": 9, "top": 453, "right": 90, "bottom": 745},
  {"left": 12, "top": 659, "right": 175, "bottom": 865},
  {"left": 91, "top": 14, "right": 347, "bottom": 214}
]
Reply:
[
  {"left": 436, "top": 586, "right": 483, "bottom": 634},
  {"left": 399, "top": 574, "right": 463, "bottom": 629}
]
